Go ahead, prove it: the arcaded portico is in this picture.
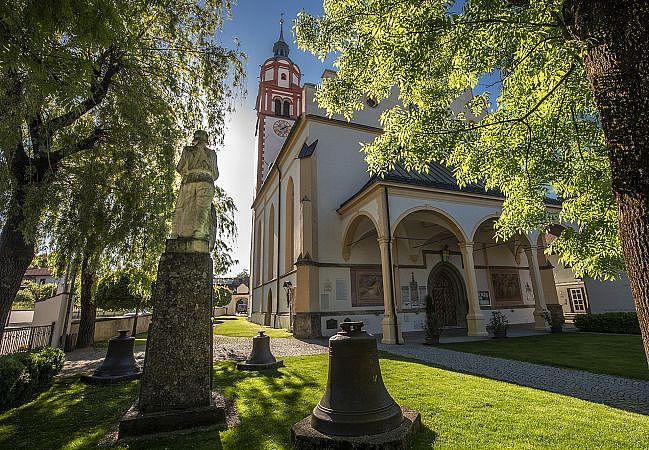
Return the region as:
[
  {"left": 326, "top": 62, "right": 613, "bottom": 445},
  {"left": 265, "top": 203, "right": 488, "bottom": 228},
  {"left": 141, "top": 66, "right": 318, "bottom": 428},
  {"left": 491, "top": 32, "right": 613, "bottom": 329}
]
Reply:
[{"left": 337, "top": 171, "right": 553, "bottom": 343}]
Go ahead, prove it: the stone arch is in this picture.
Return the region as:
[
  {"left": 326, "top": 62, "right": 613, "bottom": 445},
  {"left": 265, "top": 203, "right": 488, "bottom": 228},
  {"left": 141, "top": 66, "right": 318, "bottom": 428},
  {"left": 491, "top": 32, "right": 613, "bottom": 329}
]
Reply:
[
  {"left": 284, "top": 177, "right": 295, "bottom": 273},
  {"left": 391, "top": 205, "right": 468, "bottom": 244},
  {"left": 427, "top": 262, "right": 469, "bottom": 329},
  {"left": 470, "top": 213, "right": 501, "bottom": 242},
  {"left": 342, "top": 212, "right": 381, "bottom": 261}
]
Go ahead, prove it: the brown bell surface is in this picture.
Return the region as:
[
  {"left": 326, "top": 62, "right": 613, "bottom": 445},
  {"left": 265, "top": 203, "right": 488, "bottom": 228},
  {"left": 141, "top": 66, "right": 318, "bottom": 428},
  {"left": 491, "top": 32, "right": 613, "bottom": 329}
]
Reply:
[
  {"left": 311, "top": 321, "right": 403, "bottom": 436},
  {"left": 94, "top": 330, "right": 140, "bottom": 378}
]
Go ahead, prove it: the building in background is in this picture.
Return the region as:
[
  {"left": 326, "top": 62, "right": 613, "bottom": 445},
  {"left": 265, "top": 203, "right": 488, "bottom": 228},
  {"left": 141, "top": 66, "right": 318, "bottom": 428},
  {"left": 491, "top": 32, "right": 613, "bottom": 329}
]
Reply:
[{"left": 249, "top": 21, "right": 636, "bottom": 340}]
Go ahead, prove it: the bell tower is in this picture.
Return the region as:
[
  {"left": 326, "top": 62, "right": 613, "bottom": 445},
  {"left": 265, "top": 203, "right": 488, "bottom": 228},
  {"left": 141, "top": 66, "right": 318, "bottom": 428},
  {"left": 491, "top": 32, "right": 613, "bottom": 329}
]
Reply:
[{"left": 255, "top": 15, "right": 302, "bottom": 191}]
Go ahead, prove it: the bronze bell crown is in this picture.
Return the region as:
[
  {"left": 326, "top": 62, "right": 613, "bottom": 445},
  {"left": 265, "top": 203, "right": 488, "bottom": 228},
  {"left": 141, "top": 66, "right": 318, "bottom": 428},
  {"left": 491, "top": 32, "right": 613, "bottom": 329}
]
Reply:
[
  {"left": 93, "top": 329, "right": 140, "bottom": 379},
  {"left": 311, "top": 321, "right": 403, "bottom": 436}
]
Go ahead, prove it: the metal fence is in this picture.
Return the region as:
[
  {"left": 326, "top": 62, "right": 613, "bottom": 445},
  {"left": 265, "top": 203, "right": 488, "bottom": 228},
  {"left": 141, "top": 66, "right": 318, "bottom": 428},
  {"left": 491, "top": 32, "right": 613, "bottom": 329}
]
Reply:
[{"left": 0, "top": 323, "right": 54, "bottom": 356}]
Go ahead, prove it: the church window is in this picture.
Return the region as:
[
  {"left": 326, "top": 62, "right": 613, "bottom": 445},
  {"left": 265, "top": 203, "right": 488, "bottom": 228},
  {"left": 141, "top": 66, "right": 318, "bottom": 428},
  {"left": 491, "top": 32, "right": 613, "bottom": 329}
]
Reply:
[
  {"left": 267, "top": 205, "right": 275, "bottom": 280},
  {"left": 283, "top": 100, "right": 291, "bottom": 117},
  {"left": 569, "top": 288, "right": 586, "bottom": 312},
  {"left": 274, "top": 98, "right": 282, "bottom": 115},
  {"left": 281, "top": 73, "right": 287, "bottom": 80},
  {"left": 284, "top": 178, "right": 295, "bottom": 272},
  {"left": 366, "top": 96, "right": 378, "bottom": 108}
]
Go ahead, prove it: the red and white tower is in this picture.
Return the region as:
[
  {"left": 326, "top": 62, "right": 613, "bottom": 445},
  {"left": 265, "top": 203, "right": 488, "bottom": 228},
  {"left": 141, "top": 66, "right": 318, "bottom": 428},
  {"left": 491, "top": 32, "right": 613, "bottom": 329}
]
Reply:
[{"left": 255, "top": 16, "right": 302, "bottom": 191}]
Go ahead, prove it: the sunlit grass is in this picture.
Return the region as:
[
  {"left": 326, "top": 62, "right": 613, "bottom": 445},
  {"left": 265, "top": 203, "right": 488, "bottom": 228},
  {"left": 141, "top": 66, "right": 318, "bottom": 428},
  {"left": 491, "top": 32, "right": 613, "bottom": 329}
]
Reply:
[
  {"left": 437, "top": 332, "right": 649, "bottom": 380},
  {"left": 95, "top": 332, "right": 148, "bottom": 348},
  {"left": 213, "top": 316, "right": 292, "bottom": 338},
  {"left": 2, "top": 354, "right": 648, "bottom": 449}
]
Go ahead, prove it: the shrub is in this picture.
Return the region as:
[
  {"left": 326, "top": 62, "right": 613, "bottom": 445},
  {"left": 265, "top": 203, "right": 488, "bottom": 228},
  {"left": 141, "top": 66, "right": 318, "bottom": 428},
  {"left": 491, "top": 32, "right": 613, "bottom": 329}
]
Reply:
[
  {"left": 0, "top": 347, "right": 65, "bottom": 411},
  {"left": 574, "top": 312, "right": 640, "bottom": 335},
  {"left": 12, "top": 289, "right": 35, "bottom": 310}
]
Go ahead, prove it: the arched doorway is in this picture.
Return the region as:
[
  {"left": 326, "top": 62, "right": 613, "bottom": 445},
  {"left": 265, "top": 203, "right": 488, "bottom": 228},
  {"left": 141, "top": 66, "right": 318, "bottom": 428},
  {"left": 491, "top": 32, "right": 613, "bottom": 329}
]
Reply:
[
  {"left": 427, "top": 262, "right": 468, "bottom": 330},
  {"left": 265, "top": 291, "right": 272, "bottom": 326}
]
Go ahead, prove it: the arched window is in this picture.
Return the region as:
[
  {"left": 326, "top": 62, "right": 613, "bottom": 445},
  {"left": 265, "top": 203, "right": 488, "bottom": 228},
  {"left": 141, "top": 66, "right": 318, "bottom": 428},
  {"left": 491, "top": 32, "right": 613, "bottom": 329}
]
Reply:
[
  {"left": 254, "top": 220, "right": 262, "bottom": 285},
  {"left": 283, "top": 100, "right": 291, "bottom": 117},
  {"left": 267, "top": 205, "right": 275, "bottom": 281},
  {"left": 285, "top": 178, "right": 295, "bottom": 272},
  {"left": 274, "top": 98, "right": 282, "bottom": 115},
  {"left": 281, "top": 73, "right": 287, "bottom": 80}
]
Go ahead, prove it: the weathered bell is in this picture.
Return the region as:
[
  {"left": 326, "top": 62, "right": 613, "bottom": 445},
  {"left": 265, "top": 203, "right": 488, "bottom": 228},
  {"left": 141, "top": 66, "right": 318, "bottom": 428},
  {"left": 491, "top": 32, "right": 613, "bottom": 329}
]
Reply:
[
  {"left": 92, "top": 330, "right": 140, "bottom": 380},
  {"left": 236, "top": 330, "right": 284, "bottom": 370},
  {"left": 311, "top": 321, "right": 403, "bottom": 436}
]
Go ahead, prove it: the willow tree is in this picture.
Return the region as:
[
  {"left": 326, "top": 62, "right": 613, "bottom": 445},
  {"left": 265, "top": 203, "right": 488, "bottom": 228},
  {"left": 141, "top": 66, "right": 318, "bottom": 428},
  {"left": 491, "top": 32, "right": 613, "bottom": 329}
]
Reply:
[
  {"left": 296, "top": 0, "right": 649, "bottom": 362},
  {"left": 0, "top": 0, "right": 244, "bottom": 339}
]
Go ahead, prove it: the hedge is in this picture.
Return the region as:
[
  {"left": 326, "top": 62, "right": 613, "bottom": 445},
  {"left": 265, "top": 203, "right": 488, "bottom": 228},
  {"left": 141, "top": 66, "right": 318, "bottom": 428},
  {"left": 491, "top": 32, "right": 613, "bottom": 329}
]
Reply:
[
  {"left": 0, "top": 347, "right": 64, "bottom": 411},
  {"left": 574, "top": 312, "right": 640, "bottom": 335}
]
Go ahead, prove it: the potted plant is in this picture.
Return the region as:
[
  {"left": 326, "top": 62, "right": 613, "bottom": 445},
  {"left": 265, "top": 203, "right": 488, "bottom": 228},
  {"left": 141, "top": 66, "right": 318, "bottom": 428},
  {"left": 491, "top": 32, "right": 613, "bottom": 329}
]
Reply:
[
  {"left": 423, "top": 295, "right": 442, "bottom": 345},
  {"left": 489, "top": 311, "right": 509, "bottom": 338},
  {"left": 546, "top": 304, "right": 565, "bottom": 333}
]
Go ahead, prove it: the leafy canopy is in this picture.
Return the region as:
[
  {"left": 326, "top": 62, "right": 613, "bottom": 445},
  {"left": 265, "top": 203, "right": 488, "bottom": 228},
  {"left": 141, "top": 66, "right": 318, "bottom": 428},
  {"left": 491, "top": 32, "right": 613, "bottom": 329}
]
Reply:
[{"left": 296, "top": 0, "right": 619, "bottom": 278}]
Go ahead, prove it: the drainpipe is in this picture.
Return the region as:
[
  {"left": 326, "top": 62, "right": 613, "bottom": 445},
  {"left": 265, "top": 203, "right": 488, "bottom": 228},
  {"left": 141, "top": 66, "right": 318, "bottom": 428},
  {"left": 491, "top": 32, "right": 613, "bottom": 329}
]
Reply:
[
  {"left": 383, "top": 186, "right": 400, "bottom": 344},
  {"left": 274, "top": 165, "right": 282, "bottom": 329}
]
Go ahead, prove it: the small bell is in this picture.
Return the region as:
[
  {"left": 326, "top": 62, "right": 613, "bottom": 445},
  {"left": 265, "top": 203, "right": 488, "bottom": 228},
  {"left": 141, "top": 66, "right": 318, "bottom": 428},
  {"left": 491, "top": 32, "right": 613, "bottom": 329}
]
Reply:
[
  {"left": 237, "top": 330, "right": 284, "bottom": 370},
  {"left": 84, "top": 330, "right": 140, "bottom": 383},
  {"left": 311, "top": 321, "right": 403, "bottom": 436}
]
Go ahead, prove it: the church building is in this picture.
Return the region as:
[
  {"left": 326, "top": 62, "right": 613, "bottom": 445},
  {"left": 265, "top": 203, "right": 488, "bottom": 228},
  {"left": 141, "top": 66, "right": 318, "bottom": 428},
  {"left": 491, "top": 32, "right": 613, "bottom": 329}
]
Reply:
[{"left": 248, "top": 21, "right": 635, "bottom": 341}]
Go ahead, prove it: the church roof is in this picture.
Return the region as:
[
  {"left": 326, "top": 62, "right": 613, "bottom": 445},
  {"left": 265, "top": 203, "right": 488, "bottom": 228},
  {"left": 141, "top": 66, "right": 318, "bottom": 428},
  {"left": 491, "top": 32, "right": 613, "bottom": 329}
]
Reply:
[{"left": 272, "top": 16, "right": 290, "bottom": 58}]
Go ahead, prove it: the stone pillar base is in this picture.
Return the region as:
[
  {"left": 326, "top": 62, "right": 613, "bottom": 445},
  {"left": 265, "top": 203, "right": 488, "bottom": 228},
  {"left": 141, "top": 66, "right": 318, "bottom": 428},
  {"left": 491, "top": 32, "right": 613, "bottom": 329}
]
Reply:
[
  {"left": 533, "top": 309, "right": 549, "bottom": 331},
  {"left": 118, "top": 390, "right": 225, "bottom": 439},
  {"left": 381, "top": 316, "right": 403, "bottom": 345},
  {"left": 138, "top": 243, "right": 214, "bottom": 414},
  {"left": 293, "top": 313, "right": 322, "bottom": 339},
  {"left": 466, "top": 313, "right": 488, "bottom": 337},
  {"left": 291, "top": 407, "right": 420, "bottom": 450}
]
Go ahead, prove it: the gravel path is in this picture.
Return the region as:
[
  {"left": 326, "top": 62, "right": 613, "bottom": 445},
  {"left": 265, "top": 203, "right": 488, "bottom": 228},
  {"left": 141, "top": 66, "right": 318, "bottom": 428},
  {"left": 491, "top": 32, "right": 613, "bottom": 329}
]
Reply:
[
  {"left": 378, "top": 342, "right": 649, "bottom": 415},
  {"left": 60, "top": 336, "right": 327, "bottom": 377}
]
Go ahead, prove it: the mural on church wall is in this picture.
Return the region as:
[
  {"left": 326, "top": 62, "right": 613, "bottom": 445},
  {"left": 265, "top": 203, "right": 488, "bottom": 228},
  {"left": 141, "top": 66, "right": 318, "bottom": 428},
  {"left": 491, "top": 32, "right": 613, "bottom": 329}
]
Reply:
[
  {"left": 351, "top": 267, "right": 384, "bottom": 307},
  {"left": 490, "top": 269, "right": 523, "bottom": 305}
]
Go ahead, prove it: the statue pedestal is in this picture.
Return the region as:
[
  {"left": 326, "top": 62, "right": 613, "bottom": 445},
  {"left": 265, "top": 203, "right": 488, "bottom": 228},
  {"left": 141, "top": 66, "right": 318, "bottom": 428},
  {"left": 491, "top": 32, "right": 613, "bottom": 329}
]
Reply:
[{"left": 118, "top": 239, "right": 225, "bottom": 439}]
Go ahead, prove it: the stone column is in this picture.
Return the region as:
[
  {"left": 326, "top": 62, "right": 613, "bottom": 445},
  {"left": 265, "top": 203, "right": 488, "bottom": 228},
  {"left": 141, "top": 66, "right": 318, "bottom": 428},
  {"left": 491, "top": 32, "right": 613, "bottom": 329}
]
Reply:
[
  {"left": 459, "top": 242, "right": 488, "bottom": 336},
  {"left": 378, "top": 237, "right": 402, "bottom": 344},
  {"left": 525, "top": 245, "right": 548, "bottom": 331}
]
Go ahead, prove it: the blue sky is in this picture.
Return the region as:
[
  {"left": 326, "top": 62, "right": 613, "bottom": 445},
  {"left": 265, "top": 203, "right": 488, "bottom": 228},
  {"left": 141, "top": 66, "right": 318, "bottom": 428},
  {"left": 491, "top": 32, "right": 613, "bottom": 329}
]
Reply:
[{"left": 215, "top": 1, "right": 333, "bottom": 276}]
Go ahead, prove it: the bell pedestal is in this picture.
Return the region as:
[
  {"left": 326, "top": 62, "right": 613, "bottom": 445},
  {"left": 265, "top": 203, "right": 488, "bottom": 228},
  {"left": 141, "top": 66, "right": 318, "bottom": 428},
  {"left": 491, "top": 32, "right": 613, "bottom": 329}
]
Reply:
[
  {"left": 292, "top": 321, "right": 420, "bottom": 448},
  {"left": 237, "top": 330, "right": 284, "bottom": 370},
  {"left": 82, "top": 330, "right": 140, "bottom": 384},
  {"left": 118, "top": 240, "right": 225, "bottom": 440}
]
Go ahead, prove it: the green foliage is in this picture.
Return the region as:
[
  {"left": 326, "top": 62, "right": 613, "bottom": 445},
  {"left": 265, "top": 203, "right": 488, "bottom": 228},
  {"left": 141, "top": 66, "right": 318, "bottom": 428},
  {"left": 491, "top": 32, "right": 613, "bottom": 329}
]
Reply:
[
  {"left": 0, "top": 347, "right": 64, "bottom": 411},
  {"left": 424, "top": 295, "right": 441, "bottom": 338},
  {"left": 574, "top": 312, "right": 640, "bottom": 335},
  {"left": 22, "top": 281, "right": 56, "bottom": 303},
  {"left": 213, "top": 285, "right": 233, "bottom": 308},
  {"left": 12, "top": 289, "right": 34, "bottom": 310},
  {"left": 295, "top": 0, "right": 621, "bottom": 279},
  {"left": 95, "top": 270, "right": 150, "bottom": 312},
  {"left": 488, "top": 311, "right": 509, "bottom": 332}
]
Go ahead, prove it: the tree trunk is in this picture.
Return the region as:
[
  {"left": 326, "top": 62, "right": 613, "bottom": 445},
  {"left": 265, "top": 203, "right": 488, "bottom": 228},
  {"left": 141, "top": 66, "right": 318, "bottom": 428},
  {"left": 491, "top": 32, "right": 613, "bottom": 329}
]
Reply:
[
  {"left": 76, "top": 250, "right": 98, "bottom": 348},
  {"left": 564, "top": 0, "right": 649, "bottom": 364},
  {"left": 0, "top": 191, "right": 36, "bottom": 342}
]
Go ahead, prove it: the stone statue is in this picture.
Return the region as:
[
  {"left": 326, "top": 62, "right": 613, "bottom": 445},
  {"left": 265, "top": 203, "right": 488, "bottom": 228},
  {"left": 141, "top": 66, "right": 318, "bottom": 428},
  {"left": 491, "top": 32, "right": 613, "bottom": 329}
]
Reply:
[{"left": 170, "top": 130, "right": 219, "bottom": 250}]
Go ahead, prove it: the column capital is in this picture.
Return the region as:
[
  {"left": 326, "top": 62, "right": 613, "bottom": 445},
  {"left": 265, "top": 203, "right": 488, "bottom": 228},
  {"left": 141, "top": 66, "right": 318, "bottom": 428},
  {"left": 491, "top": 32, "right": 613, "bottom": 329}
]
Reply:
[
  {"left": 376, "top": 236, "right": 390, "bottom": 245},
  {"left": 458, "top": 241, "right": 474, "bottom": 252}
]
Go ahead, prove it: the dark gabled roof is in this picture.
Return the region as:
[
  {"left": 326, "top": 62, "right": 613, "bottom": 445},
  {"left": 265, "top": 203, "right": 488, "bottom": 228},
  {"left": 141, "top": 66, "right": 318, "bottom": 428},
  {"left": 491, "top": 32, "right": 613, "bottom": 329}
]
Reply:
[
  {"left": 382, "top": 161, "right": 502, "bottom": 197},
  {"left": 298, "top": 139, "right": 318, "bottom": 158}
]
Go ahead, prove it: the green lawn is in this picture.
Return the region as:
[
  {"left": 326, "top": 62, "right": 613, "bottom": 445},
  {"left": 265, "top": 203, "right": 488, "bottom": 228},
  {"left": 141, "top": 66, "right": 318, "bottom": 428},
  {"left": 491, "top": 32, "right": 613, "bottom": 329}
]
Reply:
[
  {"left": 438, "top": 332, "right": 649, "bottom": 380},
  {"left": 1, "top": 354, "right": 648, "bottom": 449},
  {"left": 213, "top": 316, "right": 292, "bottom": 338},
  {"left": 95, "top": 332, "right": 148, "bottom": 348}
]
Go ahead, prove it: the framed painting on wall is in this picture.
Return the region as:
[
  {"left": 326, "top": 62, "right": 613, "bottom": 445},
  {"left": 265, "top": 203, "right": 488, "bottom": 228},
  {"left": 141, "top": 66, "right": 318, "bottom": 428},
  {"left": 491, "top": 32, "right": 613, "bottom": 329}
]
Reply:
[
  {"left": 351, "top": 267, "right": 384, "bottom": 307},
  {"left": 490, "top": 269, "right": 522, "bottom": 305}
]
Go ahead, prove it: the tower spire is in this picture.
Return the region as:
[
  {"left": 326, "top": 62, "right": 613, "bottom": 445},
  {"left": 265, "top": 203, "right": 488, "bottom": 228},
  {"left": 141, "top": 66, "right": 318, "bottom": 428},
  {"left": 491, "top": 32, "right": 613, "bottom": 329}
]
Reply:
[{"left": 273, "top": 13, "right": 290, "bottom": 58}]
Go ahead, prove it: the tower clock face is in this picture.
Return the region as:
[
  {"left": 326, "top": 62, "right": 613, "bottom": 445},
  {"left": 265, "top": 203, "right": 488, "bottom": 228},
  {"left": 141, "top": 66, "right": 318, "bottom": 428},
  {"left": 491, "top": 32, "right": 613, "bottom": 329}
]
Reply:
[{"left": 273, "top": 119, "right": 292, "bottom": 137}]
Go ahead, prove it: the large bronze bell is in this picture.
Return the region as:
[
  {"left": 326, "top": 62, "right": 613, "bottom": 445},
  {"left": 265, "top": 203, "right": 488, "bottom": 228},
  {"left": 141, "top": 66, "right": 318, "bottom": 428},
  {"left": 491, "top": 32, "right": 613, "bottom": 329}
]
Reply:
[
  {"left": 237, "top": 330, "right": 284, "bottom": 370},
  {"left": 90, "top": 330, "right": 141, "bottom": 382},
  {"left": 311, "top": 321, "right": 403, "bottom": 436}
]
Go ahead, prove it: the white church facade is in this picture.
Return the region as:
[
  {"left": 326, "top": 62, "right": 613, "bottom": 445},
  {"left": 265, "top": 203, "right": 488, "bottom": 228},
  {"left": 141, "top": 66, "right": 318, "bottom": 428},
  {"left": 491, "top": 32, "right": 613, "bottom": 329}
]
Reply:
[{"left": 249, "top": 24, "right": 635, "bottom": 341}]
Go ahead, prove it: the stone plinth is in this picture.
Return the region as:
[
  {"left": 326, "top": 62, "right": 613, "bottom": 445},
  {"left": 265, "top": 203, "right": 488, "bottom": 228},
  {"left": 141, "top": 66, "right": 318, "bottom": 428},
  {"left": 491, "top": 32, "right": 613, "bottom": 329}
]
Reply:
[
  {"left": 118, "top": 239, "right": 224, "bottom": 438},
  {"left": 291, "top": 408, "right": 421, "bottom": 450},
  {"left": 237, "top": 359, "right": 284, "bottom": 370}
]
